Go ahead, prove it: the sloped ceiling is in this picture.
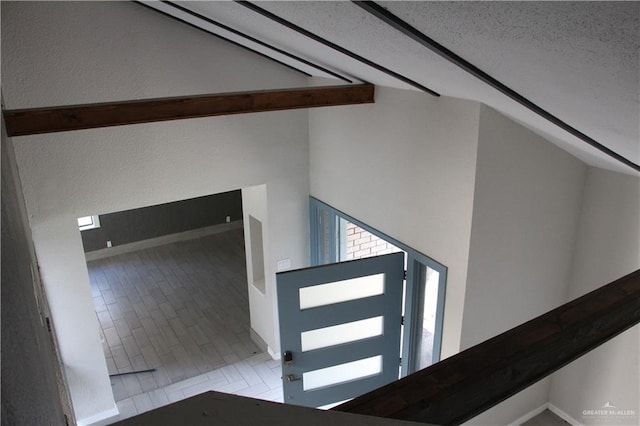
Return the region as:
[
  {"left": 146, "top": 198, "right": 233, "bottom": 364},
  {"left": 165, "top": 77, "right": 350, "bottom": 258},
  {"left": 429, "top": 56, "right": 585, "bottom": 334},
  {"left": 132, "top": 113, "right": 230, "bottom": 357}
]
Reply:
[{"left": 140, "top": 1, "right": 639, "bottom": 175}]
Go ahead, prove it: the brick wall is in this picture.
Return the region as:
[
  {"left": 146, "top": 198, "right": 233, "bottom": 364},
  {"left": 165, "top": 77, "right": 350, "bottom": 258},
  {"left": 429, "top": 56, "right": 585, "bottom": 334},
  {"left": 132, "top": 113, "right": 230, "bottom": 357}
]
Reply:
[{"left": 345, "top": 222, "right": 402, "bottom": 260}]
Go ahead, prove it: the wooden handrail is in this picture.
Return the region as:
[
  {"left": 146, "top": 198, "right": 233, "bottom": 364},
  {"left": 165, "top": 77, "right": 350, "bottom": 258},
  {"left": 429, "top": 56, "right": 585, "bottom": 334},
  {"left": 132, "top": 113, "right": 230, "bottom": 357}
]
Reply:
[
  {"left": 2, "top": 84, "right": 374, "bottom": 136},
  {"left": 334, "top": 269, "right": 640, "bottom": 425},
  {"left": 112, "top": 390, "right": 426, "bottom": 426}
]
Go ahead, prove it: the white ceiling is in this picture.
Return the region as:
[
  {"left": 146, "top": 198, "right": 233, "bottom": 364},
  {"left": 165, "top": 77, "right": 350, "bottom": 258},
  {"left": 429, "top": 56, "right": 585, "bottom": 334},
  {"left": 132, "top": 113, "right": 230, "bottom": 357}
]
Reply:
[{"left": 141, "top": 1, "right": 639, "bottom": 175}]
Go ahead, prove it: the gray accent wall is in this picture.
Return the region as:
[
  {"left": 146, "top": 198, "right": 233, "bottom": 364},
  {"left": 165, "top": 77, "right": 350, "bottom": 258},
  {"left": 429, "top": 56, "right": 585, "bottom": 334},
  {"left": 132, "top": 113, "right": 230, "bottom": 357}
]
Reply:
[
  {"left": 81, "top": 190, "right": 242, "bottom": 252},
  {"left": 1, "top": 123, "right": 67, "bottom": 425}
]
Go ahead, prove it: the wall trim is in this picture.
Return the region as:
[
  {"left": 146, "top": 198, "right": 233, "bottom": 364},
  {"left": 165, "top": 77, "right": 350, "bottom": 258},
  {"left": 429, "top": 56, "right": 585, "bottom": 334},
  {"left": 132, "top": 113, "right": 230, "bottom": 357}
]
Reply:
[
  {"left": 508, "top": 403, "right": 549, "bottom": 426},
  {"left": 237, "top": 1, "right": 439, "bottom": 96},
  {"left": 507, "top": 402, "right": 583, "bottom": 426},
  {"left": 354, "top": 1, "right": 640, "bottom": 173},
  {"left": 267, "top": 346, "right": 281, "bottom": 361},
  {"left": 84, "top": 221, "right": 242, "bottom": 261},
  {"left": 548, "top": 402, "right": 583, "bottom": 426},
  {"left": 250, "top": 328, "right": 268, "bottom": 353},
  {"left": 250, "top": 328, "right": 280, "bottom": 360},
  {"left": 77, "top": 405, "right": 119, "bottom": 426}
]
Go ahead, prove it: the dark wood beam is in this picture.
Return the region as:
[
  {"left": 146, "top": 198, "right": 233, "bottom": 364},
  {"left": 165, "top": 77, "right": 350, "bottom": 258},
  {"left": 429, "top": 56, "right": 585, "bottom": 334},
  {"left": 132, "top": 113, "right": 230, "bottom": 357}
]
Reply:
[
  {"left": 334, "top": 269, "right": 640, "bottom": 425},
  {"left": 2, "top": 84, "right": 374, "bottom": 136}
]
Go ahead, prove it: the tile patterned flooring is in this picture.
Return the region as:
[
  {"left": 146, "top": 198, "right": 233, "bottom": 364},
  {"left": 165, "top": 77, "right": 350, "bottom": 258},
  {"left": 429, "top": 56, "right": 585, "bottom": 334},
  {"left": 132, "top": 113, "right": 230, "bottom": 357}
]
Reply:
[
  {"left": 113, "top": 352, "right": 283, "bottom": 422},
  {"left": 88, "top": 229, "right": 572, "bottom": 424},
  {"left": 521, "top": 409, "right": 570, "bottom": 426},
  {"left": 87, "top": 228, "right": 283, "bottom": 422}
]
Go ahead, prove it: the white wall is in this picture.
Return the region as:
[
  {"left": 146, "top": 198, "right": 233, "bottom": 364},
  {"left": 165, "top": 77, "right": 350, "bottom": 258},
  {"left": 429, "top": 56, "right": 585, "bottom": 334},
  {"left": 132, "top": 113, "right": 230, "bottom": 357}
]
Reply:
[
  {"left": 462, "top": 106, "right": 587, "bottom": 346},
  {"left": 309, "top": 86, "right": 481, "bottom": 358},
  {"left": 2, "top": 116, "right": 75, "bottom": 424},
  {"left": 242, "top": 183, "right": 309, "bottom": 359},
  {"left": 549, "top": 167, "right": 640, "bottom": 425},
  {"left": 461, "top": 106, "right": 587, "bottom": 425},
  {"left": 2, "top": 2, "right": 309, "bottom": 424}
]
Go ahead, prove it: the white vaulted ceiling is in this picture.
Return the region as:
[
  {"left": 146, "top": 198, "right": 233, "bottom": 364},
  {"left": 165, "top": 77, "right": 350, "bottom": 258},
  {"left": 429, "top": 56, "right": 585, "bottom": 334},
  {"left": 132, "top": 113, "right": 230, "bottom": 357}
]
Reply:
[{"left": 140, "top": 1, "right": 639, "bottom": 174}]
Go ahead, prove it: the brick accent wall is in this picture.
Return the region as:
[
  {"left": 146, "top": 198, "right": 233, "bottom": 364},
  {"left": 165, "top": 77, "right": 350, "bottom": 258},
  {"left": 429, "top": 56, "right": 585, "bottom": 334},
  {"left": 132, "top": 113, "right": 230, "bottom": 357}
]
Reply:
[{"left": 345, "top": 222, "right": 402, "bottom": 260}]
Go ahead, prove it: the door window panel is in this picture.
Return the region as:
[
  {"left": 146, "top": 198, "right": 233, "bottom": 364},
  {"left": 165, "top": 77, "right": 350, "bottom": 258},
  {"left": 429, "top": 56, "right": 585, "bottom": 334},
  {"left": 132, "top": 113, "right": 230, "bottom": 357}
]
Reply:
[
  {"left": 298, "top": 273, "right": 384, "bottom": 310},
  {"left": 302, "top": 355, "right": 383, "bottom": 391},
  {"left": 301, "top": 316, "right": 384, "bottom": 352}
]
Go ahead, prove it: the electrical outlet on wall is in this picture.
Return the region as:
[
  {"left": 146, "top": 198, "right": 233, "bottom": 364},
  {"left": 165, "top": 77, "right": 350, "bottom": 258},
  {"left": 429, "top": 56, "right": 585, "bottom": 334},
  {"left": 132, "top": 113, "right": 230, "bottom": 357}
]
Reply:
[
  {"left": 106, "top": 241, "right": 112, "bottom": 248},
  {"left": 226, "top": 216, "right": 231, "bottom": 223}
]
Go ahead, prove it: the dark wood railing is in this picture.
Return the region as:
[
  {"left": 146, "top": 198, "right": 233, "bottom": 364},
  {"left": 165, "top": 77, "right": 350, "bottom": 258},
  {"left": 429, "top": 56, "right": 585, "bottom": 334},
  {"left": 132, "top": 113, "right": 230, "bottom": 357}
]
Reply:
[
  {"left": 333, "top": 269, "right": 640, "bottom": 425},
  {"left": 114, "top": 270, "right": 639, "bottom": 426}
]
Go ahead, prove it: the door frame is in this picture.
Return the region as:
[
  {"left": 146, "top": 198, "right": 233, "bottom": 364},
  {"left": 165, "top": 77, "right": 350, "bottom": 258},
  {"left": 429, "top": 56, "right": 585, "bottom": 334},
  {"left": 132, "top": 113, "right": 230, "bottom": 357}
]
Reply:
[{"left": 309, "top": 197, "right": 447, "bottom": 375}]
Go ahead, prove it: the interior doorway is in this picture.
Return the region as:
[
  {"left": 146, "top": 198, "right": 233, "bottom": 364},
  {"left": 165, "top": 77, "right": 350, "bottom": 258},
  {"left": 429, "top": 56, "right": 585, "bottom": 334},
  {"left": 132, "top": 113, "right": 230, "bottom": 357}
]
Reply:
[{"left": 79, "top": 190, "right": 282, "bottom": 419}]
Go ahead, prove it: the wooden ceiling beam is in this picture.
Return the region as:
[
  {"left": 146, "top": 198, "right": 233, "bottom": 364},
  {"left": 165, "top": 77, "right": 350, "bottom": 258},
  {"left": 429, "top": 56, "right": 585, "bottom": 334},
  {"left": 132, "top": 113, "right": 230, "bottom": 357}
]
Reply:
[
  {"left": 2, "top": 84, "right": 374, "bottom": 136},
  {"left": 333, "top": 269, "right": 640, "bottom": 425}
]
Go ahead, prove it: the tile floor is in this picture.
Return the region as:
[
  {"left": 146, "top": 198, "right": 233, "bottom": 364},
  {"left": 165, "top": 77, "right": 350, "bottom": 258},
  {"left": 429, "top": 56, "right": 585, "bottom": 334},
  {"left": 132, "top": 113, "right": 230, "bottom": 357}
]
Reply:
[
  {"left": 86, "top": 228, "right": 283, "bottom": 422},
  {"left": 521, "top": 409, "right": 570, "bottom": 426},
  {"left": 88, "top": 228, "right": 560, "bottom": 424},
  {"left": 113, "top": 352, "right": 283, "bottom": 422}
]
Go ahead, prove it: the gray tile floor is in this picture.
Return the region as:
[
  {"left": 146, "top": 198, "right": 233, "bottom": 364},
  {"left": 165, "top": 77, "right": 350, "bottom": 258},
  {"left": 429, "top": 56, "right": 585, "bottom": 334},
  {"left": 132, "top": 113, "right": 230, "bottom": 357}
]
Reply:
[
  {"left": 89, "top": 228, "right": 562, "bottom": 424},
  {"left": 114, "top": 352, "right": 283, "bottom": 422},
  {"left": 87, "top": 228, "right": 283, "bottom": 422},
  {"left": 521, "top": 409, "right": 570, "bottom": 426}
]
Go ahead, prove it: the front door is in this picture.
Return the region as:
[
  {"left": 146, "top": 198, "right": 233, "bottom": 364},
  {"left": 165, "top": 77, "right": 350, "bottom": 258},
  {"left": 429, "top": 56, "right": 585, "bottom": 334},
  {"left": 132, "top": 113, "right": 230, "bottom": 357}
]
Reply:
[{"left": 276, "top": 252, "right": 404, "bottom": 408}]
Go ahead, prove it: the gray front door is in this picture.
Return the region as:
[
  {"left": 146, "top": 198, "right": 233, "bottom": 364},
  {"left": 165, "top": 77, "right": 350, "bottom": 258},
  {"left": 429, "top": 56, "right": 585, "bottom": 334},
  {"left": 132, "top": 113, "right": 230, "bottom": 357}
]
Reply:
[{"left": 276, "top": 252, "right": 404, "bottom": 408}]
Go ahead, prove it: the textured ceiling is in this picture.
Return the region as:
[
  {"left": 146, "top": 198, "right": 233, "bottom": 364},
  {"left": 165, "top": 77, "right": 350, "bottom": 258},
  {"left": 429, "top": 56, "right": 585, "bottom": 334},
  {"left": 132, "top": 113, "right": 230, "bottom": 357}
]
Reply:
[{"left": 142, "top": 1, "right": 639, "bottom": 174}]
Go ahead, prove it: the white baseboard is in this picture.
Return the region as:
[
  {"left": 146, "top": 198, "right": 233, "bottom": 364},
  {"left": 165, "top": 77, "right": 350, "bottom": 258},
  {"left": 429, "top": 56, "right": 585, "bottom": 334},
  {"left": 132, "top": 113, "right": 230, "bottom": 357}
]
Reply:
[
  {"left": 250, "top": 328, "right": 282, "bottom": 361},
  {"left": 509, "top": 403, "right": 549, "bottom": 426},
  {"left": 267, "top": 346, "right": 281, "bottom": 361},
  {"left": 84, "top": 221, "right": 242, "bottom": 261},
  {"left": 250, "top": 328, "right": 268, "bottom": 353},
  {"left": 509, "top": 402, "right": 582, "bottom": 426},
  {"left": 548, "top": 402, "right": 582, "bottom": 426},
  {"left": 77, "top": 406, "right": 119, "bottom": 426}
]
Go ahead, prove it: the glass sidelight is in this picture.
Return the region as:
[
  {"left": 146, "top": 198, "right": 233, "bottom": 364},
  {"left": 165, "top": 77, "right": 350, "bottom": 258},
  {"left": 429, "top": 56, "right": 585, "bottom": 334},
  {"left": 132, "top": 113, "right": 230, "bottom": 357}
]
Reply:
[
  {"left": 405, "top": 261, "right": 446, "bottom": 372},
  {"left": 415, "top": 266, "right": 440, "bottom": 368}
]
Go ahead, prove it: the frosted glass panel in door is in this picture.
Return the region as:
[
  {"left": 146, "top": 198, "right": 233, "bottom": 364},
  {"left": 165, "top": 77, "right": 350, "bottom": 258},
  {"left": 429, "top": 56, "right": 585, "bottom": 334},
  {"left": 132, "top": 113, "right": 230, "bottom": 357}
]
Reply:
[
  {"left": 303, "top": 355, "right": 383, "bottom": 391},
  {"left": 298, "top": 273, "right": 385, "bottom": 309},
  {"left": 300, "top": 316, "right": 384, "bottom": 352}
]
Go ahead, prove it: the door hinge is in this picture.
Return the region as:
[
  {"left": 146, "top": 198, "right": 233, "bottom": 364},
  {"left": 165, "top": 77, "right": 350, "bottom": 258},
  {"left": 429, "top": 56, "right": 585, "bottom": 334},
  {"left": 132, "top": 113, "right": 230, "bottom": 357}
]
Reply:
[
  {"left": 399, "top": 357, "right": 402, "bottom": 366},
  {"left": 46, "top": 317, "right": 52, "bottom": 332},
  {"left": 403, "top": 270, "right": 407, "bottom": 280},
  {"left": 401, "top": 316, "right": 405, "bottom": 325}
]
